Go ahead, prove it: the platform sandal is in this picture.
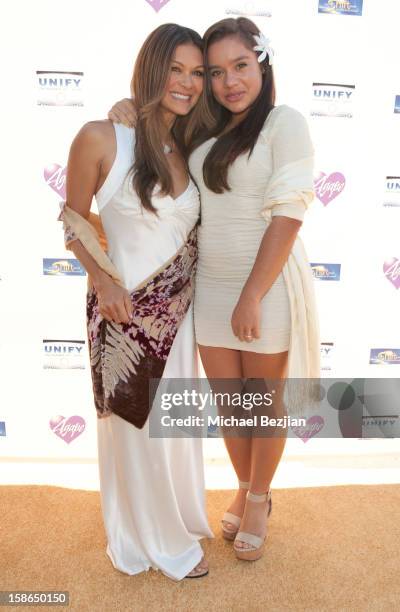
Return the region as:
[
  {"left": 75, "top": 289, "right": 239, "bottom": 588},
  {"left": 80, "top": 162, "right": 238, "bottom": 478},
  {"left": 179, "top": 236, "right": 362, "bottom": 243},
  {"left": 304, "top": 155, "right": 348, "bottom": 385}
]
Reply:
[
  {"left": 221, "top": 480, "right": 250, "bottom": 541},
  {"left": 233, "top": 490, "right": 272, "bottom": 561}
]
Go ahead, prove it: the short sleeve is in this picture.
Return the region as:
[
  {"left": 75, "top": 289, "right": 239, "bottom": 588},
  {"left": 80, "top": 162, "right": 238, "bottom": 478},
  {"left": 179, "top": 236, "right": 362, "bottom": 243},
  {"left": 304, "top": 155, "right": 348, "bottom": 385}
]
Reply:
[{"left": 261, "top": 105, "right": 315, "bottom": 223}]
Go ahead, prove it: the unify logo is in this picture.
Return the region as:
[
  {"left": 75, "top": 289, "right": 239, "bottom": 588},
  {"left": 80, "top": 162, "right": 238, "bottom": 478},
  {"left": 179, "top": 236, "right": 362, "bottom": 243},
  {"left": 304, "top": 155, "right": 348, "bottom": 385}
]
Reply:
[
  {"left": 44, "top": 341, "right": 84, "bottom": 354},
  {"left": 321, "top": 342, "right": 334, "bottom": 371},
  {"left": 313, "top": 86, "right": 353, "bottom": 100},
  {"left": 38, "top": 77, "right": 81, "bottom": 87},
  {"left": 37, "top": 71, "right": 83, "bottom": 88},
  {"left": 383, "top": 257, "right": 400, "bottom": 289},
  {"left": 49, "top": 415, "right": 86, "bottom": 444},
  {"left": 36, "top": 71, "right": 84, "bottom": 106},
  {"left": 314, "top": 171, "right": 345, "bottom": 205},
  {"left": 386, "top": 176, "right": 400, "bottom": 193},
  {"left": 44, "top": 164, "right": 66, "bottom": 199},
  {"left": 311, "top": 83, "right": 355, "bottom": 118},
  {"left": 383, "top": 176, "right": 400, "bottom": 207},
  {"left": 321, "top": 342, "right": 334, "bottom": 357},
  {"left": 144, "top": 0, "right": 171, "bottom": 11},
  {"left": 43, "top": 340, "right": 86, "bottom": 369},
  {"left": 291, "top": 416, "right": 324, "bottom": 443}
]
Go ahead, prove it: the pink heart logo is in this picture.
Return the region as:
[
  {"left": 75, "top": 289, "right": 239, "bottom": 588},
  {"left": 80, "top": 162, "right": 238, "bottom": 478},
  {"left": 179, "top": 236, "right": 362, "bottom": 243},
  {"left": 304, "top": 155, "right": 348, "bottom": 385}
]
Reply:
[
  {"left": 44, "top": 163, "right": 67, "bottom": 199},
  {"left": 314, "top": 171, "right": 345, "bottom": 206},
  {"left": 383, "top": 257, "right": 400, "bottom": 289},
  {"left": 144, "top": 0, "right": 171, "bottom": 12},
  {"left": 291, "top": 415, "right": 324, "bottom": 443},
  {"left": 49, "top": 415, "right": 86, "bottom": 444}
]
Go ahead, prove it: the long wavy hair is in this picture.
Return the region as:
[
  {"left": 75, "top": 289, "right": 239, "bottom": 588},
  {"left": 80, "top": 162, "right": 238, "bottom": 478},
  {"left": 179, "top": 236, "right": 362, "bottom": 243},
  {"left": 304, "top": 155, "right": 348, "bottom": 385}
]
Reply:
[
  {"left": 195, "top": 17, "right": 276, "bottom": 193},
  {"left": 131, "top": 23, "right": 204, "bottom": 213}
]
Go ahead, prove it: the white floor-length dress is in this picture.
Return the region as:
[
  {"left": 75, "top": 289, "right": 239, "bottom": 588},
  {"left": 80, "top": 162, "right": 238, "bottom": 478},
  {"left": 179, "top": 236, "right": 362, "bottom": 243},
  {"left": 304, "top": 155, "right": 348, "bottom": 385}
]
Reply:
[{"left": 94, "top": 122, "right": 213, "bottom": 581}]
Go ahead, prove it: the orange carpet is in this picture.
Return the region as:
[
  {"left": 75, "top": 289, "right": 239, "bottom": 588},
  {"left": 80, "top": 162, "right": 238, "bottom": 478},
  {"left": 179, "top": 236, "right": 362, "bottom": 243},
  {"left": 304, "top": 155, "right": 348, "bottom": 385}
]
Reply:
[{"left": 1, "top": 484, "right": 399, "bottom": 611}]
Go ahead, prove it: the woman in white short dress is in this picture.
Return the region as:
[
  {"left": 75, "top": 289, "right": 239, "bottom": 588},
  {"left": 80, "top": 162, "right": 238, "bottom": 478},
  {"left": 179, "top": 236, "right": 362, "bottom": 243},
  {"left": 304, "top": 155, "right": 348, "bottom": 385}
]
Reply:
[
  {"left": 61, "top": 24, "right": 213, "bottom": 581},
  {"left": 187, "top": 17, "right": 320, "bottom": 562}
]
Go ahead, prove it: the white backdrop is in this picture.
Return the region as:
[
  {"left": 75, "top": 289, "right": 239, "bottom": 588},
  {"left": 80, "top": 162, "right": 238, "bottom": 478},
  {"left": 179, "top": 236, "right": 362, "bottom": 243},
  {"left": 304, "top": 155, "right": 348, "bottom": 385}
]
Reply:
[{"left": 1, "top": 0, "right": 399, "bottom": 460}]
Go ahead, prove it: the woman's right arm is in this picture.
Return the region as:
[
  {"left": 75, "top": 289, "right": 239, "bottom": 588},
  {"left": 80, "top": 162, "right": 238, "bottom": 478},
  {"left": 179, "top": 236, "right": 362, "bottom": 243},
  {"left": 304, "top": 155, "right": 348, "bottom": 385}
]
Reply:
[
  {"left": 66, "top": 122, "right": 133, "bottom": 324},
  {"left": 108, "top": 98, "right": 136, "bottom": 127}
]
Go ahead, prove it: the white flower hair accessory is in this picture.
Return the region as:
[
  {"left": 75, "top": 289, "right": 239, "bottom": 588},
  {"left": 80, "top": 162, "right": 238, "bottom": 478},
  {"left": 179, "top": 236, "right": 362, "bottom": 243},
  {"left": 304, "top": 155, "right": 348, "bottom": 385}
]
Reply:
[{"left": 253, "top": 32, "right": 274, "bottom": 65}]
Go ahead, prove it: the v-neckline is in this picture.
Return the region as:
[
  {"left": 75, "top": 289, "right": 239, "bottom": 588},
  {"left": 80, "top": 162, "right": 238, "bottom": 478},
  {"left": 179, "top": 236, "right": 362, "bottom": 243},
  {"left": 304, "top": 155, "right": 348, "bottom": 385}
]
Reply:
[{"left": 170, "top": 179, "right": 192, "bottom": 202}]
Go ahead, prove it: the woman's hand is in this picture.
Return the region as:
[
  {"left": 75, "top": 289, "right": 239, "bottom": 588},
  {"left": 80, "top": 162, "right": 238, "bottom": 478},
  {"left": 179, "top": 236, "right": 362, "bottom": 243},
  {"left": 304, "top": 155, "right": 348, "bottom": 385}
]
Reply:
[
  {"left": 231, "top": 292, "right": 261, "bottom": 343},
  {"left": 107, "top": 98, "right": 137, "bottom": 128},
  {"left": 94, "top": 273, "right": 133, "bottom": 324}
]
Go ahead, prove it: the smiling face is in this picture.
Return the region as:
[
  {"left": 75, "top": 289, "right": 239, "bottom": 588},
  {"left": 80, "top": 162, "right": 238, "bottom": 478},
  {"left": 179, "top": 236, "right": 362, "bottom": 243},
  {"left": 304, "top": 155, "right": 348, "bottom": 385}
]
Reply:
[
  {"left": 208, "top": 34, "right": 263, "bottom": 123},
  {"left": 160, "top": 43, "right": 205, "bottom": 121}
]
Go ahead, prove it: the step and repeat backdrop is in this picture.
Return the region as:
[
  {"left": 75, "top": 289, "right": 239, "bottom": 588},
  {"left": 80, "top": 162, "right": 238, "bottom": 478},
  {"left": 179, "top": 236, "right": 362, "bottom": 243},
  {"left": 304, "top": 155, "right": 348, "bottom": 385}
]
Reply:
[{"left": 1, "top": 0, "right": 399, "bottom": 459}]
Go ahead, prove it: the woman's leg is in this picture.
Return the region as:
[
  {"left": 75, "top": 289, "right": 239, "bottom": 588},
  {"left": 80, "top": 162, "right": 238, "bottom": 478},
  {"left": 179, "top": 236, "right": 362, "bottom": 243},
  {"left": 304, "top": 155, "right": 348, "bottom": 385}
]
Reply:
[
  {"left": 235, "top": 350, "right": 288, "bottom": 549},
  {"left": 198, "top": 345, "right": 252, "bottom": 523}
]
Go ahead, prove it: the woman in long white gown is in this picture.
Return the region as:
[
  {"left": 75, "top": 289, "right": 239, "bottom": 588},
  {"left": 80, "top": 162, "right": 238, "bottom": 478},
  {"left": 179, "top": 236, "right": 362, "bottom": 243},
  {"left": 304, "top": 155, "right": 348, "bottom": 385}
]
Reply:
[{"left": 60, "top": 24, "right": 213, "bottom": 581}]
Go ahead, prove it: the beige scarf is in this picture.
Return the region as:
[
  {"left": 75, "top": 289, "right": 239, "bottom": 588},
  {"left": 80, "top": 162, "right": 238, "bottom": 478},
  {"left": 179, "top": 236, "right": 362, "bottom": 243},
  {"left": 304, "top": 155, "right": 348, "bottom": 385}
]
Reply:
[{"left": 58, "top": 203, "right": 124, "bottom": 288}]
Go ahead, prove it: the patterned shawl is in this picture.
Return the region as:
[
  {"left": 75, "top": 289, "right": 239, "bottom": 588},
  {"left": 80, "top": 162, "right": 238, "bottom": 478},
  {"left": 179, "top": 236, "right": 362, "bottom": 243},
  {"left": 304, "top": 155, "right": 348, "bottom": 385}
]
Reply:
[{"left": 59, "top": 204, "right": 198, "bottom": 429}]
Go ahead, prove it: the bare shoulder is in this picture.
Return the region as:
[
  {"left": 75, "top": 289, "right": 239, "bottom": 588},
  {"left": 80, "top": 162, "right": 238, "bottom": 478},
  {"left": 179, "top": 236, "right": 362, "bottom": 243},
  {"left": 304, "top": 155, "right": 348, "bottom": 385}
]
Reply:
[
  {"left": 73, "top": 119, "right": 114, "bottom": 147},
  {"left": 68, "top": 120, "right": 116, "bottom": 171}
]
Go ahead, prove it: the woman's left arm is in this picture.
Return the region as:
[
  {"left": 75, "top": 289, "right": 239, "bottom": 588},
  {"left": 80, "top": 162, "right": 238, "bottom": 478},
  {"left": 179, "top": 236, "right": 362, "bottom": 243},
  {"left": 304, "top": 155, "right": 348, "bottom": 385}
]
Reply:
[
  {"left": 232, "top": 216, "right": 302, "bottom": 342},
  {"left": 231, "top": 107, "right": 314, "bottom": 343}
]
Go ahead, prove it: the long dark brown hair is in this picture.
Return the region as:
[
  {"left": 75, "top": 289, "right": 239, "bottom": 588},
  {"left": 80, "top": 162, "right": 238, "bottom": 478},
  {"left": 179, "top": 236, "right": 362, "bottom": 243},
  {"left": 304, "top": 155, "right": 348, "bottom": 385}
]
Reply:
[
  {"left": 131, "top": 23, "right": 204, "bottom": 213},
  {"left": 197, "top": 17, "right": 276, "bottom": 193}
]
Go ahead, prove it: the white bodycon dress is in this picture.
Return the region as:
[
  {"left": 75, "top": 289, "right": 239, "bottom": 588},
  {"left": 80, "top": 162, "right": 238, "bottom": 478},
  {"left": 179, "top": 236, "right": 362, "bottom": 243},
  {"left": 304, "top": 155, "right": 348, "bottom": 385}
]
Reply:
[{"left": 189, "top": 105, "right": 316, "bottom": 355}]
